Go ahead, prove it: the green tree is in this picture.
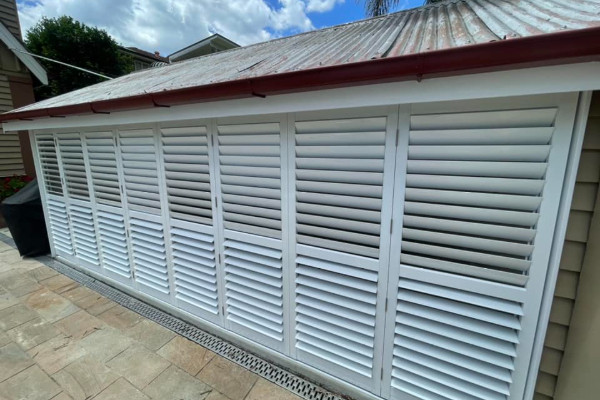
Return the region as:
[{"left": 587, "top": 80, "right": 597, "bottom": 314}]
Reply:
[
  {"left": 363, "top": 0, "right": 443, "bottom": 17},
  {"left": 25, "top": 16, "right": 133, "bottom": 100}
]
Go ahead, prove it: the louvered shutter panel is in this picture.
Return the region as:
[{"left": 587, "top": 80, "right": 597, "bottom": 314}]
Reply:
[
  {"left": 119, "top": 128, "right": 162, "bottom": 213},
  {"left": 97, "top": 209, "right": 134, "bottom": 286},
  {"left": 86, "top": 131, "right": 121, "bottom": 205},
  {"left": 292, "top": 110, "right": 396, "bottom": 391},
  {"left": 69, "top": 204, "right": 100, "bottom": 271},
  {"left": 217, "top": 121, "right": 282, "bottom": 238},
  {"left": 385, "top": 96, "right": 577, "bottom": 400},
  {"left": 35, "top": 133, "right": 63, "bottom": 195},
  {"left": 47, "top": 199, "right": 74, "bottom": 257},
  {"left": 170, "top": 222, "right": 219, "bottom": 321},
  {"left": 129, "top": 212, "right": 171, "bottom": 302},
  {"left": 161, "top": 125, "right": 212, "bottom": 224},
  {"left": 294, "top": 116, "right": 386, "bottom": 258},
  {"left": 216, "top": 117, "right": 287, "bottom": 352},
  {"left": 57, "top": 132, "right": 90, "bottom": 200}
]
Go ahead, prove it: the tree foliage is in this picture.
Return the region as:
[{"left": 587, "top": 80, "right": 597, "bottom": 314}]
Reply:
[
  {"left": 25, "top": 16, "right": 133, "bottom": 100},
  {"left": 362, "top": 0, "right": 444, "bottom": 17}
]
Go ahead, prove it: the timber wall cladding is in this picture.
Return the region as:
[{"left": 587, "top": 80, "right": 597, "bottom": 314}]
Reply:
[{"left": 33, "top": 93, "right": 580, "bottom": 400}]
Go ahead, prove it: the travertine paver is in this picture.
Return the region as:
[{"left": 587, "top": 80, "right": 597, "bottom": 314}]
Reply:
[
  {"left": 0, "top": 365, "right": 61, "bottom": 400},
  {"left": 91, "top": 378, "right": 150, "bottom": 400},
  {"left": 0, "top": 343, "right": 34, "bottom": 382},
  {"left": 125, "top": 319, "right": 176, "bottom": 351},
  {"left": 106, "top": 344, "right": 171, "bottom": 389},
  {"left": 157, "top": 335, "right": 216, "bottom": 375},
  {"left": 0, "top": 236, "right": 304, "bottom": 400},
  {"left": 22, "top": 288, "right": 80, "bottom": 323},
  {"left": 7, "top": 317, "right": 61, "bottom": 350},
  {"left": 246, "top": 378, "right": 304, "bottom": 400},
  {"left": 143, "top": 365, "right": 212, "bottom": 400},
  {"left": 27, "top": 334, "right": 86, "bottom": 375},
  {"left": 97, "top": 304, "right": 144, "bottom": 331},
  {"left": 197, "top": 356, "right": 259, "bottom": 400},
  {"left": 54, "top": 310, "right": 104, "bottom": 340},
  {"left": 0, "top": 304, "right": 38, "bottom": 330},
  {"left": 52, "top": 355, "right": 119, "bottom": 400}
]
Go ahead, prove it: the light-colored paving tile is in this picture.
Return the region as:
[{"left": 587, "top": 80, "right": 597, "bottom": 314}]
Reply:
[
  {"left": 0, "top": 304, "right": 38, "bottom": 331},
  {"left": 245, "top": 378, "right": 303, "bottom": 400},
  {"left": 0, "top": 330, "right": 11, "bottom": 347},
  {"left": 0, "top": 241, "right": 12, "bottom": 253},
  {"left": 97, "top": 304, "right": 143, "bottom": 331},
  {"left": 10, "top": 259, "right": 45, "bottom": 272},
  {"left": 157, "top": 336, "right": 215, "bottom": 376},
  {"left": 0, "top": 343, "right": 35, "bottom": 382},
  {"left": 73, "top": 293, "right": 117, "bottom": 316},
  {"left": 60, "top": 286, "right": 95, "bottom": 303},
  {"left": 196, "top": 356, "right": 258, "bottom": 400},
  {"left": 93, "top": 378, "right": 150, "bottom": 400},
  {"left": 0, "top": 365, "right": 61, "bottom": 400},
  {"left": 205, "top": 390, "right": 231, "bottom": 400},
  {"left": 78, "top": 327, "right": 133, "bottom": 363},
  {"left": 7, "top": 317, "right": 61, "bottom": 351},
  {"left": 0, "top": 250, "right": 22, "bottom": 267},
  {"left": 25, "top": 266, "right": 59, "bottom": 283},
  {"left": 143, "top": 365, "right": 211, "bottom": 400},
  {"left": 54, "top": 310, "right": 104, "bottom": 340},
  {"left": 41, "top": 275, "right": 78, "bottom": 293},
  {"left": 52, "top": 355, "right": 119, "bottom": 400},
  {"left": 0, "top": 292, "right": 18, "bottom": 311},
  {"left": 106, "top": 344, "right": 170, "bottom": 389},
  {"left": 50, "top": 392, "right": 74, "bottom": 400},
  {"left": 21, "top": 288, "right": 80, "bottom": 323},
  {"left": 9, "top": 280, "right": 43, "bottom": 297},
  {"left": 0, "top": 270, "right": 37, "bottom": 293},
  {"left": 125, "top": 319, "right": 175, "bottom": 351},
  {"left": 27, "top": 334, "right": 86, "bottom": 375}
]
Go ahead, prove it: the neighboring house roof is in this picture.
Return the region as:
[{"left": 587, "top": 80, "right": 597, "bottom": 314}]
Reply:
[
  {"left": 0, "top": 22, "right": 48, "bottom": 85},
  {"left": 2, "top": 0, "right": 600, "bottom": 121},
  {"left": 120, "top": 46, "right": 169, "bottom": 63},
  {"left": 169, "top": 33, "right": 240, "bottom": 62}
]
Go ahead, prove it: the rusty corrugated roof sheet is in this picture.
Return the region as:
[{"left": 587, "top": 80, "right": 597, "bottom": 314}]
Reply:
[{"left": 10, "top": 0, "right": 600, "bottom": 114}]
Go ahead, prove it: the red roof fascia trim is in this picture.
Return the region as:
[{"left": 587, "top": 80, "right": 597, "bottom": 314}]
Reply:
[{"left": 3, "top": 26, "right": 600, "bottom": 123}]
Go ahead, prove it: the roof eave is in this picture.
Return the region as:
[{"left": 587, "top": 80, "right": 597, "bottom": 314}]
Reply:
[{"left": 3, "top": 26, "right": 600, "bottom": 123}]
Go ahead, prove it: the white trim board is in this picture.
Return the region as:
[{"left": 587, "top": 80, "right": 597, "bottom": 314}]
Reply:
[
  {"left": 0, "top": 22, "right": 48, "bottom": 85},
  {"left": 3, "top": 62, "right": 600, "bottom": 133}
]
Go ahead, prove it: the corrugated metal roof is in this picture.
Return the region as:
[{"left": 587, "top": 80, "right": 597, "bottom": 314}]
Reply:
[{"left": 10, "top": 0, "right": 600, "bottom": 114}]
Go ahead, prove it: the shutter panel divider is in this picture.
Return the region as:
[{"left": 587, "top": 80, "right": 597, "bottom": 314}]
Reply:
[{"left": 285, "top": 112, "right": 298, "bottom": 357}]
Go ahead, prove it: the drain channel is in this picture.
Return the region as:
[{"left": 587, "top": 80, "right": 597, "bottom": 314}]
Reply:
[{"left": 0, "top": 232, "right": 345, "bottom": 400}]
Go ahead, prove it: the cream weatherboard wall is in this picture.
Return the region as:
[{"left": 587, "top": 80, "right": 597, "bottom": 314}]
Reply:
[
  {"left": 534, "top": 92, "right": 600, "bottom": 400},
  {"left": 31, "top": 92, "right": 581, "bottom": 400}
]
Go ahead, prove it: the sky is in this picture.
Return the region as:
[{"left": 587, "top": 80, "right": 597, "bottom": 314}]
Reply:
[{"left": 16, "top": 0, "right": 424, "bottom": 56}]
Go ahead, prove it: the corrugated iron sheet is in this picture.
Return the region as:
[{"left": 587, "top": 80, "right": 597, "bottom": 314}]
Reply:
[{"left": 12, "top": 0, "right": 600, "bottom": 113}]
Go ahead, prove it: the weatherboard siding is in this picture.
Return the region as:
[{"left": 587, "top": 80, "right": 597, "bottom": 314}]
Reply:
[
  {"left": 534, "top": 91, "right": 600, "bottom": 400},
  {"left": 0, "top": 73, "right": 24, "bottom": 176}
]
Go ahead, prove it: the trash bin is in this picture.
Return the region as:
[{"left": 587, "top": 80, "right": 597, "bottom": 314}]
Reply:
[{"left": 0, "top": 178, "right": 50, "bottom": 257}]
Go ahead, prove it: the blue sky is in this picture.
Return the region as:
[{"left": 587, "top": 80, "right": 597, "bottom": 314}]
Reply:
[{"left": 16, "top": 0, "right": 425, "bottom": 55}]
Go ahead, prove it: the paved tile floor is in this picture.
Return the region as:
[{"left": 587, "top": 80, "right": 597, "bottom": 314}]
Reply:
[{"left": 0, "top": 228, "right": 302, "bottom": 400}]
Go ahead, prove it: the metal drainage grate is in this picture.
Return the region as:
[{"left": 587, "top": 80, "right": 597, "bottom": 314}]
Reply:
[{"left": 0, "top": 232, "right": 345, "bottom": 400}]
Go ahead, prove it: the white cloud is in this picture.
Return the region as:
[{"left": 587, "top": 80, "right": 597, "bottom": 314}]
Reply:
[
  {"left": 306, "top": 0, "right": 345, "bottom": 13},
  {"left": 16, "top": 0, "right": 337, "bottom": 56}
]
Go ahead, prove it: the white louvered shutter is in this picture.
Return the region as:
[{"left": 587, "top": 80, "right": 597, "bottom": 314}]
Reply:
[
  {"left": 119, "top": 128, "right": 162, "bottom": 214},
  {"left": 385, "top": 95, "right": 577, "bottom": 400},
  {"left": 292, "top": 109, "right": 396, "bottom": 392},
  {"left": 97, "top": 209, "right": 134, "bottom": 286},
  {"left": 160, "top": 123, "right": 220, "bottom": 323},
  {"left": 129, "top": 212, "right": 171, "bottom": 303},
  {"left": 35, "top": 133, "right": 63, "bottom": 196},
  {"left": 56, "top": 132, "right": 90, "bottom": 200},
  {"left": 86, "top": 131, "right": 121, "bottom": 205},
  {"left": 47, "top": 199, "right": 74, "bottom": 257},
  {"left": 69, "top": 203, "right": 100, "bottom": 271},
  {"left": 216, "top": 116, "right": 287, "bottom": 352}
]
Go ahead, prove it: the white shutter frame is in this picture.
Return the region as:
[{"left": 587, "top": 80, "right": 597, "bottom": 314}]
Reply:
[
  {"left": 382, "top": 94, "right": 580, "bottom": 400},
  {"left": 291, "top": 106, "right": 399, "bottom": 394}
]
